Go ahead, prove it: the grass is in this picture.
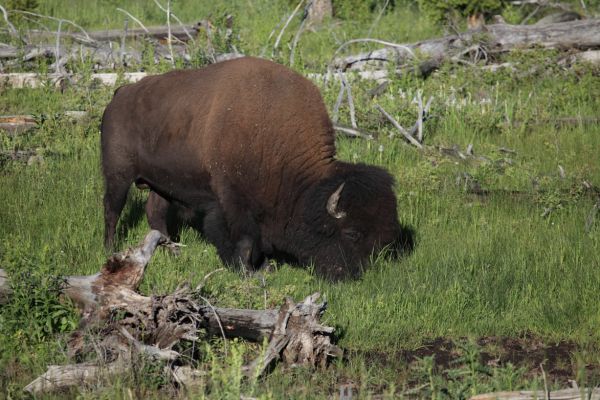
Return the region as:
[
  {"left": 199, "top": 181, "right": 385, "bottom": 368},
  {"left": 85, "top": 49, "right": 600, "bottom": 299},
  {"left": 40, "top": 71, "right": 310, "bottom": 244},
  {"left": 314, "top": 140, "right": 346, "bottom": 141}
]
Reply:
[{"left": 1, "top": 1, "right": 600, "bottom": 398}]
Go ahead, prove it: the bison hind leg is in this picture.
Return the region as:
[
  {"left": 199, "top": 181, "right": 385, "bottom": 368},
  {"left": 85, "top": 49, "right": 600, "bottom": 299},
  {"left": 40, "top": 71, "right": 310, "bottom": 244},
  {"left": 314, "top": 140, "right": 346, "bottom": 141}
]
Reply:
[{"left": 103, "top": 176, "right": 134, "bottom": 249}]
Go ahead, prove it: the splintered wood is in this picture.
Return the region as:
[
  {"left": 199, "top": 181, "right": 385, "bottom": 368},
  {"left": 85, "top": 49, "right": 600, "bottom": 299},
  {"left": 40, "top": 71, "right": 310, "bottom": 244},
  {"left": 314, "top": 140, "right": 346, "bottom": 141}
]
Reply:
[{"left": 0, "top": 230, "right": 340, "bottom": 395}]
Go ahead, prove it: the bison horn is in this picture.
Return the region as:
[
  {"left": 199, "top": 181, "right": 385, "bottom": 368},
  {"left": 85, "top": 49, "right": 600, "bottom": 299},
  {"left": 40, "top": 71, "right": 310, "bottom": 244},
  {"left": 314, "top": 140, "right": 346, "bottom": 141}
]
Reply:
[{"left": 326, "top": 182, "right": 347, "bottom": 219}]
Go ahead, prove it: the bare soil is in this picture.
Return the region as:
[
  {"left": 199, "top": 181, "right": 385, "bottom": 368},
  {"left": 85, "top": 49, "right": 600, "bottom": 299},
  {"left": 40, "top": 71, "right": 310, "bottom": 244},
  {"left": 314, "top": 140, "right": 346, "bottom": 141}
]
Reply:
[{"left": 356, "top": 334, "right": 600, "bottom": 384}]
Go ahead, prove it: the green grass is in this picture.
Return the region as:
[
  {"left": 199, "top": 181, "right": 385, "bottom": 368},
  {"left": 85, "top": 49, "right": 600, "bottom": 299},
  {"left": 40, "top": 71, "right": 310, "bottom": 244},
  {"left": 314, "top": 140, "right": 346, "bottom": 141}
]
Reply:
[{"left": 1, "top": 1, "right": 600, "bottom": 398}]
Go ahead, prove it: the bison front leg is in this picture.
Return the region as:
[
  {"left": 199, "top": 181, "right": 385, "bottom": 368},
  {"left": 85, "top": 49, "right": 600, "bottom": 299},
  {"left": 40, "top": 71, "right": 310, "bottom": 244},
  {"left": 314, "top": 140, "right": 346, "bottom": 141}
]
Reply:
[{"left": 202, "top": 202, "right": 264, "bottom": 273}]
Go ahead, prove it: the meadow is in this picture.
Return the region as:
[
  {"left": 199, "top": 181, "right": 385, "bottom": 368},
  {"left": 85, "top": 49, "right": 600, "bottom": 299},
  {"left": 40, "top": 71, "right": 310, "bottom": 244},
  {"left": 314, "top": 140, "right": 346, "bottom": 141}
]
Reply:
[{"left": 1, "top": 1, "right": 600, "bottom": 398}]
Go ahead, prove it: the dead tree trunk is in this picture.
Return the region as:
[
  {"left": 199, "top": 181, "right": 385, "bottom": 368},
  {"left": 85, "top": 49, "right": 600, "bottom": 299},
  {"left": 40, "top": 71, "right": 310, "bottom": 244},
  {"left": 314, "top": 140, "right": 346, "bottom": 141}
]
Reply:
[
  {"left": 0, "top": 230, "right": 340, "bottom": 395},
  {"left": 333, "top": 18, "right": 600, "bottom": 71},
  {"left": 470, "top": 388, "right": 600, "bottom": 400},
  {"left": 24, "top": 24, "right": 200, "bottom": 43}
]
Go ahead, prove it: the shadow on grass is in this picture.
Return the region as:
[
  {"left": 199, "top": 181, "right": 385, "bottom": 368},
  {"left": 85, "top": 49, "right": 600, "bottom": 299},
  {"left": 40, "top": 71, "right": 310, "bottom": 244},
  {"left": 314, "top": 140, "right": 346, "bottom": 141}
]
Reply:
[{"left": 116, "top": 190, "right": 147, "bottom": 244}]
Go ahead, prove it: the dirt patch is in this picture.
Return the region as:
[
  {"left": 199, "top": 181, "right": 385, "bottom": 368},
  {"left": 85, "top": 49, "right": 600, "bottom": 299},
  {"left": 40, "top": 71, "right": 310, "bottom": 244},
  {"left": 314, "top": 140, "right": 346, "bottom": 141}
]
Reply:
[{"left": 356, "top": 334, "right": 600, "bottom": 385}]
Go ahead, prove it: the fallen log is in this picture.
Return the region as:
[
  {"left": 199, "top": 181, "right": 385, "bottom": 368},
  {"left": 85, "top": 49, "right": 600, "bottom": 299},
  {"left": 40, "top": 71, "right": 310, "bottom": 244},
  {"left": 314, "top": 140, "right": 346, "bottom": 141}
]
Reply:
[
  {"left": 0, "top": 112, "right": 88, "bottom": 137},
  {"left": 0, "top": 41, "right": 192, "bottom": 69},
  {"left": 24, "top": 23, "right": 200, "bottom": 43},
  {"left": 333, "top": 19, "right": 600, "bottom": 71},
  {"left": 0, "top": 115, "right": 37, "bottom": 136},
  {"left": 0, "top": 230, "right": 340, "bottom": 395},
  {"left": 0, "top": 71, "right": 149, "bottom": 88},
  {"left": 470, "top": 387, "right": 600, "bottom": 400}
]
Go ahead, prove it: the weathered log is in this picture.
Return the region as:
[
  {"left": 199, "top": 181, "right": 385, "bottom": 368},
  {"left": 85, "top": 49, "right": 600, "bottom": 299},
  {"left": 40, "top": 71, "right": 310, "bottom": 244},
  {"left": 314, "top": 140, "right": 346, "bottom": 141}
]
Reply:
[
  {"left": 25, "top": 24, "right": 200, "bottom": 43},
  {"left": 0, "top": 112, "right": 88, "bottom": 137},
  {"left": 23, "top": 362, "right": 127, "bottom": 395},
  {"left": 333, "top": 19, "right": 600, "bottom": 71},
  {"left": 0, "top": 112, "right": 86, "bottom": 122},
  {"left": 0, "top": 72, "right": 149, "bottom": 88},
  {"left": 470, "top": 388, "right": 600, "bottom": 400},
  {"left": 0, "top": 41, "right": 192, "bottom": 69},
  {"left": 0, "top": 115, "right": 37, "bottom": 136},
  {"left": 0, "top": 230, "right": 340, "bottom": 395}
]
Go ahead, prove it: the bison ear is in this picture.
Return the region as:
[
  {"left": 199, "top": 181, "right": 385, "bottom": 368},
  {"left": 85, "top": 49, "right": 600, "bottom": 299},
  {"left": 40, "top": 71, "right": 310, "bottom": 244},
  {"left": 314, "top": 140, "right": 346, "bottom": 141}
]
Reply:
[{"left": 326, "top": 182, "right": 347, "bottom": 219}]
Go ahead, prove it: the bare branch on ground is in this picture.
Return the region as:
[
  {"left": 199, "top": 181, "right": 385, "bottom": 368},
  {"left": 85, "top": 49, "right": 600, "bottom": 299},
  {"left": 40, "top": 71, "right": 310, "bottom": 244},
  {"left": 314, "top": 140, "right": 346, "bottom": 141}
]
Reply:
[{"left": 375, "top": 104, "right": 423, "bottom": 149}]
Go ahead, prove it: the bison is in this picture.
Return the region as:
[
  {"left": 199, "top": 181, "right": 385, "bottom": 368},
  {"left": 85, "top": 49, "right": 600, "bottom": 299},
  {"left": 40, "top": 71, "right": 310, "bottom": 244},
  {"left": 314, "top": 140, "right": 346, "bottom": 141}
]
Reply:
[{"left": 101, "top": 57, "right": 407, "bottom": 281}]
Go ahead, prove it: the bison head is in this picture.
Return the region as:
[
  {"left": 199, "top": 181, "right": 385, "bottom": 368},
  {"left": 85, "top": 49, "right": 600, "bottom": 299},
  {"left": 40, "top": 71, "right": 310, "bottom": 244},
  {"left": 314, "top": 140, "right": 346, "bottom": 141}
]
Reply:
[{"left": 294, "top": 163, "right": 407, "bottom": 281}]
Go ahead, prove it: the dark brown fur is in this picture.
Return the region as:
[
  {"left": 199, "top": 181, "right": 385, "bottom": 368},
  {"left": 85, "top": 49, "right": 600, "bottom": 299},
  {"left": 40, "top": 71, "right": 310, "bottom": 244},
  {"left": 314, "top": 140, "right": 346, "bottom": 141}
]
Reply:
[{"left": 101, "top": 57, "right": 407, "bottom": 280}]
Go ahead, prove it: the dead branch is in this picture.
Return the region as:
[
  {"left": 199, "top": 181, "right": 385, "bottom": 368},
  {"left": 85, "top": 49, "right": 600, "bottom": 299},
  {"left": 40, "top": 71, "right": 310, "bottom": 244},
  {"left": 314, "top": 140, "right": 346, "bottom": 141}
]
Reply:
[
  {"left": 151, "top": 1, "right": 195, "bottom": 44},
  {"left": 331, "top": 76, "right": 346, "bottom": 123},
  {"left": 367, "top": 0, "right": 390, "bottom": 37},
  {"left": 375, "top": 104, "right": 423, "bottom": 149},
  {"left": 289, "top": 1, "right": 310, "bottom": 65},
  {"left": 374, "top": 93, "right": 432, "bottom": 146},
  {"left": 261, "top": 13, "right": 287, "bottom": 57},
  {"left": 120, "top": 18, "right": 128, "bottom": 65},
  {"left": 0, "top": 4, "right": 23, "bottom": 43},
  {"left": 333, "top": 124, "right": 374, "bottom": 140},
  {"left": 273, "top": 0, "right": 305, "bottom": 53},
  {"left": 9, "top": 10, "right": 94, "bottom": 45},
  {"left": 0, "top": 230, "right": 340, "bottom": 395},
  {"left": 416, "top": 90, "right": 424, "bottom": 143},
  {"left": 338, "top": 70, "right": 357, "bottom": 129},
  {"left": 115, "top": 8, "right": 151, "bottom": 36},
  {"left": 153, "top": 0, "right": 174, "bottom": 65},
  {"left": 332, "top": 38, "right": 415, "bottom": 70},
  {"left": 54, "top": 19, "right": 63, "bottom": 73}
]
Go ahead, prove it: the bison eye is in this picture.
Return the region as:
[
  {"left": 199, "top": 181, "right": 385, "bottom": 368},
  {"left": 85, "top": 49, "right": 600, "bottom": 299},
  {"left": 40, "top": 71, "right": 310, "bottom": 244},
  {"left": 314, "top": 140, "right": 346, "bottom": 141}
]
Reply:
[{"left": 342, "top": 228, "right": 362, "bottom": 242}]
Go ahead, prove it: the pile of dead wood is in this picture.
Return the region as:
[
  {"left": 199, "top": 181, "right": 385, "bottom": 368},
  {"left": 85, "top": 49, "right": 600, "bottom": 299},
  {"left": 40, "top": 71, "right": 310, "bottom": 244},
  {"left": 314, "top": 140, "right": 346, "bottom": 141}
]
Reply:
[
  {"left": 0, "top": 230, "right": 341, "bottom": 395},
  {"left": 0, "top": 2, "right": 243, "bottom": 73}
]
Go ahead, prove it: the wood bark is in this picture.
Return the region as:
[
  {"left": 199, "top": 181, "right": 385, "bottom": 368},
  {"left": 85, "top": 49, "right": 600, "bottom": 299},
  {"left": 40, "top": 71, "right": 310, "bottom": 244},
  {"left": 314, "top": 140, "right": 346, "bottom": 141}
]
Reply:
[
  {"left": 0, "top": 230, "right": 340, "bottom": 395},
  {"left": 333, "top": 19, "right": 600, "bottom": 71}
]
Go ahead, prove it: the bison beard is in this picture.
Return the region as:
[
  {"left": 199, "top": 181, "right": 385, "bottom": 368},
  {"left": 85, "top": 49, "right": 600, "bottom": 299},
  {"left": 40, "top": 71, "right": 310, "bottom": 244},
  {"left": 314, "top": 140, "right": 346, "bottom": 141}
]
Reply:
[{"left": 101, "top": 57, "right": 407, "bottom": 281}]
